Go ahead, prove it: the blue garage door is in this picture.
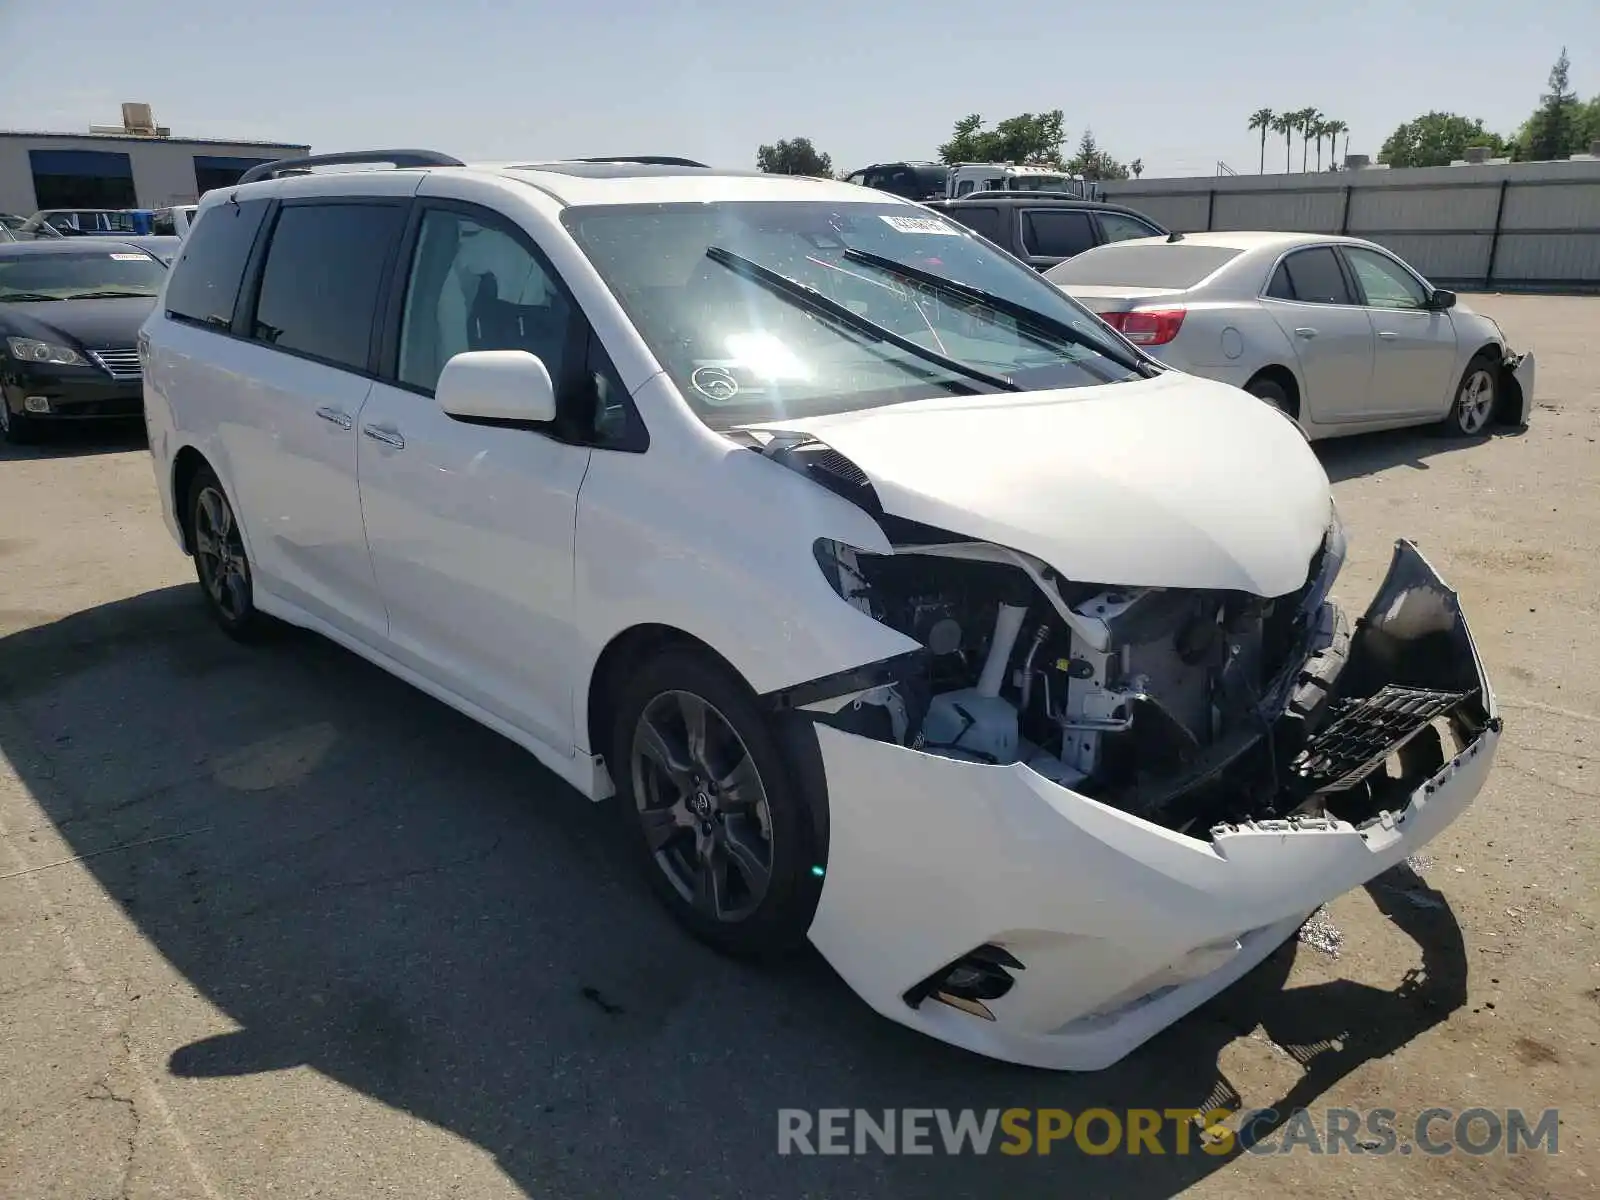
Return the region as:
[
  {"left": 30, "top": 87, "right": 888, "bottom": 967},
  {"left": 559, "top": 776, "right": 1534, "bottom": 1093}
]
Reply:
[{"left": 29, "top": 149, "right": 137, "bottom": 210}]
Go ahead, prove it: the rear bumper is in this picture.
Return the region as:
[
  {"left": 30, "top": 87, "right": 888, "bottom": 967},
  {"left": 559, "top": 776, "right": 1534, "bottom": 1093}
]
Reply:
[{"left": 805, "top": 540, "right": 1498, "bottom": 1070}]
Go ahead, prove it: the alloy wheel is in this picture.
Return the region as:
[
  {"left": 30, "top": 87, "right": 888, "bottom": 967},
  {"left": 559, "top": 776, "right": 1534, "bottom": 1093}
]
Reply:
[
  {"left": 1457, "top": 368, "right": 1495, "bottom": 435},
  {"left": 193, "top": 485, "right": 250, "bottom": 621},
  {"left": 630, "top": 689, "right": 774, "bottom": 923}
]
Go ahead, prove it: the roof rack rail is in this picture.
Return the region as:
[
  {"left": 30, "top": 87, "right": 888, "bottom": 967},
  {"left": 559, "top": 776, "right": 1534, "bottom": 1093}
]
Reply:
[
  {"left": 563, "top": 156, "right": 711, "bottom": 168},
  {"left": 237, "top": 149, "right": 465, "bottom": 185}
]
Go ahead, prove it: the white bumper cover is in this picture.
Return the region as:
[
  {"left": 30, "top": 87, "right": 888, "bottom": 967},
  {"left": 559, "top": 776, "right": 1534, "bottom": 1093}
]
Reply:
[{"left": 805, "top": 541, "right": 1499, "bottom": 1070}]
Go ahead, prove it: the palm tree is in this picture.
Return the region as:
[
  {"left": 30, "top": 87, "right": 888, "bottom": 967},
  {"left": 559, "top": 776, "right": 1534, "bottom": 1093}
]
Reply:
[
  {"left": 1248, "top": 108, "right": 1275, "bottom": 174},
  {"left": 1130, "top": 158, "right": 1144, "bottom": 179},
  {"left": 1271, "top": 111, "right": 1295, "bottom": 173},
  {"left": 1323, "top": 118, "right": 1349, "bottom": 169},
  {"left": 1312, "top": 118, "right": 1328, "bottom": 171},
  {"left": 1298, "top": 109, "right": 1322, "bottom": 172}
]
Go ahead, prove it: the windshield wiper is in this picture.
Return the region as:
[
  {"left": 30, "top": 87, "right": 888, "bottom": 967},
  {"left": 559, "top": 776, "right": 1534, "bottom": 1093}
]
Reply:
[
  {"left": 841, "top": 248, "right": 1157, "bottom": 377},
  {"left": 0, "top": 291, "right": 61, "bottom": 302},
  {"left": 70, "top": 289, "right": 155, "bottom": 300},
  {"left": 704, "top": 246, "right": 1020, "bottom": 394}
]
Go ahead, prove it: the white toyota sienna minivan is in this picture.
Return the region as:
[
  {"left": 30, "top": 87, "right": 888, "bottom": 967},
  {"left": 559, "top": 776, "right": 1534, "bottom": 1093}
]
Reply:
[{"left": 141, "top": 150, "right": 1501, "bottom": 1070}]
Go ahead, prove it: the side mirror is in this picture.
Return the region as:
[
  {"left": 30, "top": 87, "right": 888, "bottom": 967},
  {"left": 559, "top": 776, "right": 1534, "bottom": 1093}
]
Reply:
[
  {"left": 1428, "top": 288, "right": 1457, "bottom": 310},
  {"left": 435, "top": 350, "right": 557, "bottom": 426}
]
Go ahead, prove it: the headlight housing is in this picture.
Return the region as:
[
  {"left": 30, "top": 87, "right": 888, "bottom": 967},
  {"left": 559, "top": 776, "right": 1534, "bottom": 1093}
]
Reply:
[{"left": 7, "top": 336, "right": 88, "bottom": 366}]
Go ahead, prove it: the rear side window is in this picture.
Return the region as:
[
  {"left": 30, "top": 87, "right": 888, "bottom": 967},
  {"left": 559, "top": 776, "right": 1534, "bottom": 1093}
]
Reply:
[
  {"left": 250, "top": 203, "right": 406, "bottom": 371},
  {"left": 1046, "top": 243, "right": 1243, "bottom": 287},
  {"left": 1021, "top": 209, "right": 1096, "bottom": 258},
  {"left": 164, "top": 198, "right": 269, "bottom": 328},
  {"left": 151, "top": 209, "right": 177, "bottom": 236},
  {"left": 1097, "top": 211, "right": 1162, "bottom": 243},
  {"left": 1279, "top": 247, "right": 1352, "bottom": 305},
  {"left": 942, "top": 205, "right": 1005, "bottom": 246}
]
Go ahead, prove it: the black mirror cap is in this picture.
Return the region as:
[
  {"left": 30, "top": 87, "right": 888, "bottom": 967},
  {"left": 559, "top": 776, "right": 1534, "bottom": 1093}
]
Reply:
[{"left": 1430, "top": 288, "right": 1457, "bottom": 310}]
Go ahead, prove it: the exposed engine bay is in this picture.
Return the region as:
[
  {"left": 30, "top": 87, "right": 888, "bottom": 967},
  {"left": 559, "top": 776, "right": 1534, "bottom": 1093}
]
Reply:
[{"left": 803, "top": 524, "right": 1491, "bottom": 838}]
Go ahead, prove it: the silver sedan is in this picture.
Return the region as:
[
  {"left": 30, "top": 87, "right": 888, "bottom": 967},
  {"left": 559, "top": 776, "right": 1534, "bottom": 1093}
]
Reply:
[{"left": 1047, "top": 231, "right": 1535, "bottom": 440}]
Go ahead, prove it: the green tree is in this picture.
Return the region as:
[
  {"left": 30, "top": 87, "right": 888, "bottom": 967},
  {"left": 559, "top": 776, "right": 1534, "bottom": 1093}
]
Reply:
[
  {"left": 1522, "top": 48, "right": 1578, "bottom": 161},
  {"left": 755, "top": 137, "right": 833, "bottom": 177},
  {"left": 1378, "top": 112, "right": 1509, "bottom": 168},
  {"left": 1298, "top": 108, "right": 1322, "bottom": 171},
  {"left": 1247, "top": 107, "right": 1275, "bottom": 174},
  {"left": 937, "top": 111, "right": 1067, "bottom": 167},
  {"left": 1271, "top": 111, "right": 1295, "bottom": 172},
  {"left": 1064, "top": 129, "right": 1129, "bottom": 181},
  {"left": 1323, "top": 118, "right": 1350, "bottom": 168},
  {"left": 1130, "top": 157, "right": 1144, "bottom": 179}
]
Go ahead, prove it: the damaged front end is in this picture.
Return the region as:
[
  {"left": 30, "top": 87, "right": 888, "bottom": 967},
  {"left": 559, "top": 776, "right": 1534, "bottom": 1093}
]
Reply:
[{"left": 779, "top": 505, "right": 1497, "bottom": 1067}]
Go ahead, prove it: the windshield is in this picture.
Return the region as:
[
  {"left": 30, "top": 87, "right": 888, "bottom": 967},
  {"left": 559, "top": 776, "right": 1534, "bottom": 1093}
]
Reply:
[
  {"left": 561, "top": 200, "right": 1139, "bottom": 426},
  {"left": 0, "top": 250, "right": 165, "bottom": 301},
  {"left": 1047, "top": 244, "right": 1245, "bottom": 288},
  {"left": 1009, "top": 175, "right": 1071, "bottom": 192}
]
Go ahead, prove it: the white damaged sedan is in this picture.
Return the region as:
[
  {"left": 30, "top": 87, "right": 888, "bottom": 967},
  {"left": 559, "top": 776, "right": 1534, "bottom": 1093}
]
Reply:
[{"left": 145, "top": 164, "right": 1500, "bottom": 1072}]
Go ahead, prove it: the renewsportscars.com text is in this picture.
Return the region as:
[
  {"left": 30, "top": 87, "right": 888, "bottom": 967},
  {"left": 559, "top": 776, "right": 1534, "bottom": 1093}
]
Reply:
[{"left": 776, "top": 1106, "right": 1560, "bottom": 1157}]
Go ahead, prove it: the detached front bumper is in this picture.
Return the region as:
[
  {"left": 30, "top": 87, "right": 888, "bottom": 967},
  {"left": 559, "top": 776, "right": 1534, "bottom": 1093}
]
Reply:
[
  {"left": 1502, "top": 350, "right": 1535, "bottom": 426},
  {"left": 804, "top": 541, "right": 1499, "bottom": 1071}
]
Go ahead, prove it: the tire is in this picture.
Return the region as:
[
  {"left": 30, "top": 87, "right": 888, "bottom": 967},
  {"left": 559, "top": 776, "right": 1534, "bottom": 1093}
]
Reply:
[
  {"left": 1245, "top": 376, "right": 1292, "bottom": 414},
  {"left": 0, "top": 398, "right": 38, "bottom": 445},
  {"left": 610, "top": 646, "right": 826, "bottom": 958},
  {"left": 1436, "top": 353, "right": 1499, "bottom": 438},
  {"left": 185, "top": 464, "right": 268, "bottom": 641}
]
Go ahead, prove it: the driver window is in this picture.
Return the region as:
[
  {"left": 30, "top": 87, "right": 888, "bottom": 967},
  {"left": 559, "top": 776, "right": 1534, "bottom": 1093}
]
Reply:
[
  {"left": 397, "top": 208, "right": 572, "bottom": 394},
  {"left": 1344, "top": 247, "right": 1429, "bottom": 310}
]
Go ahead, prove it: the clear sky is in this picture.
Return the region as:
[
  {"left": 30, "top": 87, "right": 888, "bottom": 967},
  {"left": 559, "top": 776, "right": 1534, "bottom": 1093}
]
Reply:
[{"left": 0, "top": 0, "right": 1594, "bottom": 178}]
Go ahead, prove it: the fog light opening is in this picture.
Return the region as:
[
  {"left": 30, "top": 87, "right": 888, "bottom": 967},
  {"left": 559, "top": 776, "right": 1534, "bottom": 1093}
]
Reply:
[
  {"left": 23, "top": 396, "right": 51, "bottom": 414},
  {"left": 904, "top": 944, "right": 1025, "bottom": 1022}
]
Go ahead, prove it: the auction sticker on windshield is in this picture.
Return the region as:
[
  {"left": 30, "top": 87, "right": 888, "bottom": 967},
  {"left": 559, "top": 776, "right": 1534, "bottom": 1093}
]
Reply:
[
  {"left": 880, "top": 215, "right": 961, "bottom": 236},
  {"left": 110, "top": 253, "right": 147, "bottom": 261}
]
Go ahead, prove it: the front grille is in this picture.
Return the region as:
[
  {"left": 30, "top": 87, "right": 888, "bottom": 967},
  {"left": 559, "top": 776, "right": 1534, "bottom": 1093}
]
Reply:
[
  {"left": 89, "top": 347, "right": 141, "bottom": 381},
  {"left": 1290, "top": 685, "right": 1474, "bottom": 792}
]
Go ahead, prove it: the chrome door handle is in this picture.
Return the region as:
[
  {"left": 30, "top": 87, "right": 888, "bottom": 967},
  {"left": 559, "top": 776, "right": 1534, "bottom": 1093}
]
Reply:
[
  {"left": 1293, "top": 327, "right": 1317, "bottom": 339},
  {"left": 362, "top": 424, "right": 405, "bottom": 450},
  {"left": 316, "top": 406, "right": 353, "bottom": 429},
  {"left": 1377, "top": 330, "right": 1398, "bottom": 340}
]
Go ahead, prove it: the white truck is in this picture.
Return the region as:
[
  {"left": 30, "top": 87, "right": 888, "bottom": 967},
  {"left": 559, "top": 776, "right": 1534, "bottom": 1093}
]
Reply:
[{"left": 946, "top": 162, "right": 1103, "bottom": 200}]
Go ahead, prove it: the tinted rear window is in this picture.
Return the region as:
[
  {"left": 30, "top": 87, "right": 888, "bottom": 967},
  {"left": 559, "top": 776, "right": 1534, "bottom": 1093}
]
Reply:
[
  {"left": 941, "top": 205, "right": 1006, "bottom": 245},
  {"left": 163, "top": 198, "right": 269, "bottom": 327},
  {"left": 1045, "top": 243, "right": 1244, "bottom": 288},
  {"left": 250, "top": 203, "right": 406, "bottom": 371}
]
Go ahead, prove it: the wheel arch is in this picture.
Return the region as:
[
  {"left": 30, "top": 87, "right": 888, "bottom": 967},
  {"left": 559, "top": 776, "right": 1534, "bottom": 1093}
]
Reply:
[
  {"left": 170, "top": 444, "right": 213, "bottom": 555},
  {"left": 1244, "top": 363, "right": 1302, "bottom": 420}
]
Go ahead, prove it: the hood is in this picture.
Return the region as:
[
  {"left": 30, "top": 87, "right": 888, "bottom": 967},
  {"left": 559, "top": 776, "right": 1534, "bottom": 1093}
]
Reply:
[
  {"left": 744, "top": 372, "right": 1332, "bottom": 596},
  {"left": 0, "top": 297, "right": 156, "bottom": 348}
]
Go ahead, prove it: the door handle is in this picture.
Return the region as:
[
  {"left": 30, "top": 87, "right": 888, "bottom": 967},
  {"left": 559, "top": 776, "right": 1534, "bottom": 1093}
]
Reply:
[
  {"left": 1377, "top": 330, "right": 1398, "bottom": 340},
  {"left": 316, "top": 406, "right": 353, "bottom": 430},
  {"left": 1293, "top": 327, "right": 1318, "bottom": 339},
  {"left": 362, "top": 424, "right": 405, "bottom": 450}
]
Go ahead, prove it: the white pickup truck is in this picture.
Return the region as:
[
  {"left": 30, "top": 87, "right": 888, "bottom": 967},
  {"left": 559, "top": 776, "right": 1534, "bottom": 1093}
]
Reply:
[{"left": 842, "top": 160, "right": 1103, "bottom": 202}]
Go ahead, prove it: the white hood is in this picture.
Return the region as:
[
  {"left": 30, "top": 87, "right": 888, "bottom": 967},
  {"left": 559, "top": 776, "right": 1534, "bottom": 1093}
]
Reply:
[{"left": 747, "top": 372, "right": 1332, "bottom": 596}]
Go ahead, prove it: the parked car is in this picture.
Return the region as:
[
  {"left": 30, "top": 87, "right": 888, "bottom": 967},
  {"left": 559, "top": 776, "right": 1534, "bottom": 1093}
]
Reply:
[
  {"left": 1047, "top": 231, "right": 1535, "bottom": 439},
  {"left": 18, "top": 209, "right": 152, "bottom": 238},
  {"left": 143, "top": 150, "right": 1500, "bottom": 1071},
  {"left": 841, "top": 161, "right": 949, "bottom": 201},
  {"left": 0, "top": 240, "right": 165, "bottom": 442},
  {"left": 926, "top": 195, "right": 1169, "bottom": 271},
  {"left": 151, "top": 205, "right": 201, "bottom": 237}
]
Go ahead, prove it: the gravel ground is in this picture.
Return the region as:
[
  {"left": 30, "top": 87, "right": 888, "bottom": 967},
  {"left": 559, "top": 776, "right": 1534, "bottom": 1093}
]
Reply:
[{"left": 1, "top": 293, "right": 1595, "bottom": 1199}]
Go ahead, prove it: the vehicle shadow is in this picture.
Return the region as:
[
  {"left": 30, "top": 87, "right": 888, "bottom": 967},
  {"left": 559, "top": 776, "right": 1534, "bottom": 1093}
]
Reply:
[
  {"left": 1314, "top": 425, "right": 1523, "bottom": 484},
  {"left": 0, "top": 587, "right": 1469, "bottom": 1199},
  {"left": 0, "top": 419, "right": 147, "bottom": 461}
]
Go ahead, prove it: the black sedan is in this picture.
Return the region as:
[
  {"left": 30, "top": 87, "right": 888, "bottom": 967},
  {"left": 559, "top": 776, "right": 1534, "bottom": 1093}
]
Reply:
[{"left": 0, "top": 240, "right": 165, "bottom": 444}]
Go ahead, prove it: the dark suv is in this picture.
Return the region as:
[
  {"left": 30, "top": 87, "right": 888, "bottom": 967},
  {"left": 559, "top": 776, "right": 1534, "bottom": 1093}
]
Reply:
[
  {"left": 841, "top": 162, "right": 948, "bottom": 202},
  {"left": 924, "top": 195, "right": 1169, "bottom": 272}
]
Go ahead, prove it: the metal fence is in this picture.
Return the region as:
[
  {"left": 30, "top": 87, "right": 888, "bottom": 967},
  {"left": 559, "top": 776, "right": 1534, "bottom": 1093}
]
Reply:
[{"left": 1101, "top": 160, "right": 1600, "bottom": 292}]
